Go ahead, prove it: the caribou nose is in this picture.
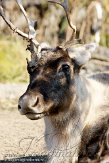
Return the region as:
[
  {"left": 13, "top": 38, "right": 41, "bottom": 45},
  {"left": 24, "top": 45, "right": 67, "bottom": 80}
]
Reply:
[
  {"left": 18, "top": 94, "right": 40, "bottom": 114},
  {"left": 18, "top": 95, "right": 29, "bottom": 114}
]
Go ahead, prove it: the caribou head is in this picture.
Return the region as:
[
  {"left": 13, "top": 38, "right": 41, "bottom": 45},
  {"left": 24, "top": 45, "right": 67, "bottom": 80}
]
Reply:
[
  {"left": 18, "top": 42, "right": 96, "bottom": 121},
  {"left": 0, "top": 0, "right": 96, "bottom": 121}
]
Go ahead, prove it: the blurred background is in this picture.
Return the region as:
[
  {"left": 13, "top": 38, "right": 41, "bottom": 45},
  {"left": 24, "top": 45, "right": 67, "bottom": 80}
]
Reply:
[
  {"left": 0, "top": 0, "right": 109, "bottom": 162},
  {"left": 0, "top": 0, "right": 109, "bottom": 83}
]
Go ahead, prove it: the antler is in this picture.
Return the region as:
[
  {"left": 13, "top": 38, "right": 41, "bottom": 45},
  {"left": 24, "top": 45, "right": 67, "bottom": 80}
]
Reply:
[
  {"left": 16, "top": 0, "right": 37, "bottom": 40},
  {"left": 48, "top": 0, "right": 76, "bottom": 38},
  {"left": 0, "top": 0, "right": 40, "bottom": 59}
]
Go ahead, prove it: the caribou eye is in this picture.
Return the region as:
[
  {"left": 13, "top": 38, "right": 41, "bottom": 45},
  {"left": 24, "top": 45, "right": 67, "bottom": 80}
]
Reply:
[
  {"left": 61, "top": 64, "right": 70, "bottom": 72},
  {"left": 58, "top": 64, "right": 70, "bottom": 76}
]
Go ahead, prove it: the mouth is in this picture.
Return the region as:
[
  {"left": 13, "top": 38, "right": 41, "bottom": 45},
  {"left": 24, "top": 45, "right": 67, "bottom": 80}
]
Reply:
[{"left": 25, "top": 112, "right": 46, "bottom": 120}]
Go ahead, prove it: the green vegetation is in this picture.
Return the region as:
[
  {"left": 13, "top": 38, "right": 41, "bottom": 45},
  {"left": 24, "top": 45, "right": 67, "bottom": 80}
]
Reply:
[{"left": 0, "top": 36, "right": 29, "bottom": 83}]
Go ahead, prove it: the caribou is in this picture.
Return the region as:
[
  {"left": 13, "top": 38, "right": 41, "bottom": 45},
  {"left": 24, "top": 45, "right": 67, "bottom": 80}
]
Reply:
[{"left": 0, "top": 0, "right": 109, "bottom": 162}]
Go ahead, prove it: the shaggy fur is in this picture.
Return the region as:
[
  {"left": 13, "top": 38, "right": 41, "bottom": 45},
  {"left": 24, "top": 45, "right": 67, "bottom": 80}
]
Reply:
[{"left": 18, "top": 46, "right": 109, "bottom": 163}]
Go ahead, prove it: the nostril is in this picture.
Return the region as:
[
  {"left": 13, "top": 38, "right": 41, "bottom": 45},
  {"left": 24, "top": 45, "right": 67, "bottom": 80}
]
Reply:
[
  {"left": 18, "top": 104, "right": 21, "bottom": 110},
  {"left": 32, "top": 97, "right": 39, "bottom": 107}
]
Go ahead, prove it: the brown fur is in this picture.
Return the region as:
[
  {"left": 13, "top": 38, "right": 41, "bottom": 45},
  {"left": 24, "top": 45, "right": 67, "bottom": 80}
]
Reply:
[{"left": 18, "top": 45, "right": 109, "bottom": 163}]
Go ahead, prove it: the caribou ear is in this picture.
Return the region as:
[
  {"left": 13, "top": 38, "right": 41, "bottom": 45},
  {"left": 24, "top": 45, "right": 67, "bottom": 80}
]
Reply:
[{"left": 67, "top": 43, "right": 98, "bottom": 72}]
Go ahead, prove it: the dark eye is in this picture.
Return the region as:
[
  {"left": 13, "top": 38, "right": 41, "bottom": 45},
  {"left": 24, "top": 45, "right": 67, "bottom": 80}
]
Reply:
[
  {"left": 58, "top": 64, "right": 70, "bottom": 76},
  {"left": 61, "top": 64, "right": 70, "bottom": 72}
]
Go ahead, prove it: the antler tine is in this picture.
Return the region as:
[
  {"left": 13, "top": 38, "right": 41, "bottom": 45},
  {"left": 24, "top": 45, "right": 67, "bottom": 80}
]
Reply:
[
  {"left": 16, "top": 0, "right": 40, "bottom": 59},
  {"left": 0, "top": 0, "right": 40, "bottom": 59},
  {"left": 16, "top": 0, "right": 37, "bottom": 40},
  {"left": 48, "top": 0, "right": 76, "bottom": 37},
  {"left": 0, "top": 4, "right": 28, "bottom": 40}
]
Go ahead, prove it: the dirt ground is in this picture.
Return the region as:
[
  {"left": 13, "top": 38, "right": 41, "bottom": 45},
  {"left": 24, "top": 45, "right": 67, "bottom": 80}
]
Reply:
[{"left": 0, "top": 84, "right": 47, "bottom": 163}]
